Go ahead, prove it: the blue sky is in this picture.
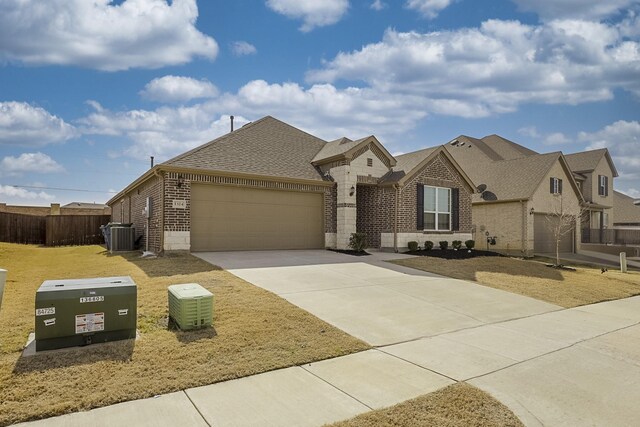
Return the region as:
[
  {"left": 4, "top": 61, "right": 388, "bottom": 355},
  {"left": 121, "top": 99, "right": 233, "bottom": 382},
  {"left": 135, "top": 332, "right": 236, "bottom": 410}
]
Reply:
[{"left": 1, "top": 0, "right": 639, "bottom": 206}]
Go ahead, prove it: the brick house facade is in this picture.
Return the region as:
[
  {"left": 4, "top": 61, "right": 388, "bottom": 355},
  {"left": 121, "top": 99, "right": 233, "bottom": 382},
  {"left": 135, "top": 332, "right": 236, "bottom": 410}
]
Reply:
[{"left": 108, "top": 116, "right": 474, "bottom": 253}]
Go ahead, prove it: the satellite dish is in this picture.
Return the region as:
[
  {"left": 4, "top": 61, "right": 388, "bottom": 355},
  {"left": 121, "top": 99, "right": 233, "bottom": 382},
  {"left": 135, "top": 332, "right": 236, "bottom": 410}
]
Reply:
[
  {"left": 481, "top": 191, "right": 498, "bottom": 201},
  {"left": 476, "top": 184, "right": 487, "bottom": 193}
]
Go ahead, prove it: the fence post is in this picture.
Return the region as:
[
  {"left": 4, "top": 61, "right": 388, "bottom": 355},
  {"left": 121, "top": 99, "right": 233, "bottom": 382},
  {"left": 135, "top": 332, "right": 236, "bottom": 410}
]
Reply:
[
  {"left": 620, "top": 252, "right": 627, "bottom": 273},
  {"left": 0, "top": 269, "right": 6, "bottom": 313}
]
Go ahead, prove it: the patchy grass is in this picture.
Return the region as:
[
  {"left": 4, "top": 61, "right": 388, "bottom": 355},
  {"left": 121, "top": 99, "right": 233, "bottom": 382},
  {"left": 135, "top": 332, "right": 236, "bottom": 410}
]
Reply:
[
  {"left": 0, "top": 243, "right": 369, "bottom": 426},
  {"left": 391, "top": 256, "right": 640, "bottom": 308},
  {"left": 329, "top": 383, "right": 523, "bottom": 427}
]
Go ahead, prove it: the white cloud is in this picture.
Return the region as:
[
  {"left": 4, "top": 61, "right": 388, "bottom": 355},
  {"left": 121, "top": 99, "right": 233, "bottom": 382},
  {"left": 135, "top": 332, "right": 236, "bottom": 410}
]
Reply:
[
  {"left": 0, "top": 184, "right": 55, "bottom": 202},
  {"left": 1, "top": 152, "right": 65, "bottom": 175},
  {"left": 577, "top": 121, "right": 640, "bottom": 196},
  {"left": 266, "top": 0, "right": 349, "bottom": 32},
  {"left": 518, "top": 126, "right": 540, "bottom": 138},
  {"left": 140, "top": 76, "right": 219, "bottom": 103},
  {"left": 79, "top": 79, "right": 430, "bottom": 161},
  {"left": 0, "top": 102, "right": 78, "bottom": 146},
  {"left": 511, "top": 0, "right": 638, "bottom": 21},
  {"left": 406, "top": 0, "right": 454, "bottom": 19},
  {"left": 0, "top": 0, "right": 218, "bottom": 71},
  {"left": 230, "top": 41, "right": 257, "bottom": 57},
  {"left": 307, "top": 19, "right": 640, "bottom": 117},
  {"left": 579, "top": 121, "right": 640, "bottom": 178},
  {"left": 371, "top": 0, "right": 386, "bottom": 11},
  {"left": 543, "top": 132, "right": 572, "bottom": 145}
]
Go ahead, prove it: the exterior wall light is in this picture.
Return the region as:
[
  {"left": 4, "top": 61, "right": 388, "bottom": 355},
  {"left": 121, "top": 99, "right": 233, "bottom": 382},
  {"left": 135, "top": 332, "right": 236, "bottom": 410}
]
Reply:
[
  {"left": 349, "top": 185, "right": 355, "bottom": 196},
  {"left": 529, "top": 207, "right": 535, "bottom": 215}
]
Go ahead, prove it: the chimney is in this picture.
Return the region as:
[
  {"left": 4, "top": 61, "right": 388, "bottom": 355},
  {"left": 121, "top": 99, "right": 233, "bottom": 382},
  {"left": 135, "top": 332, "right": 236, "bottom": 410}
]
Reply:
[
  {"left": 150, "top": 156, "right": 154, "bottom": 168},
  {"left": 230, "top": 115, "right": 234, "bottom": 132}
]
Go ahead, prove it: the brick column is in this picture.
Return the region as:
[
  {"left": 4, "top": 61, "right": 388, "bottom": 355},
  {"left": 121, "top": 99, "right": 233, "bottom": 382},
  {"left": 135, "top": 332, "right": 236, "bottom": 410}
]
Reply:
[{"left": 332, "top": 165, "right": 357, "bottom": 250}]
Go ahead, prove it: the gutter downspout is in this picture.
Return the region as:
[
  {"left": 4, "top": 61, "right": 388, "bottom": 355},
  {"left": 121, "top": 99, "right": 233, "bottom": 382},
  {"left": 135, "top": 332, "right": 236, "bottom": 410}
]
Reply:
[
  {"left": 153, "top": 169, "right": 164, "bottom": 254},
  {"left": 521, "top": 199, "right": 526, "bottom": 254},
  {"left": 394, "top": 184, "right": 400, "bottom": 253}
]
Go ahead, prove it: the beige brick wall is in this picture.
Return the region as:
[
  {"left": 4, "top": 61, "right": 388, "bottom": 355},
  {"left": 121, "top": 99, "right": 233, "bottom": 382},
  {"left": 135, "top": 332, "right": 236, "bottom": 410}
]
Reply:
[
  {"left": 473, "top": 201, "right": 532, "bottom": 255},
  {"left": 472, "top": 159, "right": 583, "bottom": 256},
  {"left": 350, "top": 147, "right": 390, "bottom": 178},
  {"left": 590, "top": 156, "right": 614, "bottom": 225}
]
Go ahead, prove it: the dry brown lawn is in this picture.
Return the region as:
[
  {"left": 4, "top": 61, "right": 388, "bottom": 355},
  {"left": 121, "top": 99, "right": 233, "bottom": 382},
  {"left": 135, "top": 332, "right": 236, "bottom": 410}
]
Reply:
[
  {"left": 329, "top": 383, "right": 523, "bottom": 427},
  {"left": 392, "top": 256, "right": 640, "bottom": 308},
  {"left": 0, "top": 243, "right": 369, "bottom": 426}
]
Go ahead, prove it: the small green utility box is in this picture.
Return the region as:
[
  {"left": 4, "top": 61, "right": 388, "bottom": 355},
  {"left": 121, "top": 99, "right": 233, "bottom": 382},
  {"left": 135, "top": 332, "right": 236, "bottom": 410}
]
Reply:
[
  {"left": 35, "top": 276, "right": 137, "bottom": 351},
  {"left": 168, "top": 283, "right": 213, "bottom": 330}
]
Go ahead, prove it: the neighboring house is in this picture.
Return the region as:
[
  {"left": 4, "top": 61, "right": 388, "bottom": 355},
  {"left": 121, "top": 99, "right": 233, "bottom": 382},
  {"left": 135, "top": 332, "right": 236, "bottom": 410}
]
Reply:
[
  {"left": 564, "top": 149, "right": 618, "bottom": 233},
  {"left": 0, "top": 202, "right": 111, "bottom": 216},
  {"left": 613, "top": 191, "right": 640, "bottom": 230},
  {"left": 443, "top": 135, "right": 584, "bottom": 256},
  {"left": 108, "top": 116, "right": 474, "bottom": 253}
]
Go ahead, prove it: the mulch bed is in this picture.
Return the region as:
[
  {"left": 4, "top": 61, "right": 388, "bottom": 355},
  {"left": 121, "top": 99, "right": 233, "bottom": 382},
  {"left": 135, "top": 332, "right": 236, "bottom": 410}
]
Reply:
[
  {"left": 405, "top": 248, "right": 503, "bottom": 259},
  {"left": 328, "top": 249, "right": 371, "bottom": 256}
]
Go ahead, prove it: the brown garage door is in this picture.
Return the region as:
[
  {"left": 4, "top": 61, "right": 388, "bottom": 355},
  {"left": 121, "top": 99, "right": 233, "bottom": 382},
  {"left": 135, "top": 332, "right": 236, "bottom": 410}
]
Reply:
[
  {"left": 534, "top": 213, "right": 574, "bottom": 253},
  {"left": 190, "top": 184, "right": 324, "bottom": 251}
]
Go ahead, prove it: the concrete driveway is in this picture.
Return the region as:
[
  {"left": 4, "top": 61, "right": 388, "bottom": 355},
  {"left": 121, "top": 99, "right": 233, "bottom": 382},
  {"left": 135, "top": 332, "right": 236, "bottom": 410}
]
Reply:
[
  {"left": 195, "top": 250, "right": 640, "bottom": 426},
  {"left": 195, "top": 250, "right": 559, "bottom": 346}
]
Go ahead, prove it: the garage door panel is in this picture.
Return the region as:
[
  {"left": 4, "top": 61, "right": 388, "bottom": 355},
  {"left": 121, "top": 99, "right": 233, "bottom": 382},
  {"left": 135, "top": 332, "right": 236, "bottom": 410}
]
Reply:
[
  {"left": 190, "top": 184, "right": 324, "bottom": 251},
  {"left": 534, "top": 214, "right": 574, "bottom": 253}
]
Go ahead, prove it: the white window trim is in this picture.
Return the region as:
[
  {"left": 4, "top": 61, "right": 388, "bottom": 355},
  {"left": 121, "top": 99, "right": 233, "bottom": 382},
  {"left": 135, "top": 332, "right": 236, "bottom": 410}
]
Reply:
[
  {"left": 599, "top": 175, "right": 607, "bottom": 196},
  {"left": 424, "top": 186, "right": 451, "bottom": 231}
]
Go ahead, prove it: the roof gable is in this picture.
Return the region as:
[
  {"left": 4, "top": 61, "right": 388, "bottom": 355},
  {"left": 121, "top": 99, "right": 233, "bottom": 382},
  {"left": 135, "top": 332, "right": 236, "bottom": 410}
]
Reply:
[
  {"left": 381, "top": 146, "right": 475, "bottom": 191},
  {"left": 163, "top": 116, "right": 327, "bottom": 181},
  {"left": 312, "top": 135, "right": 396, "bottom": 167},
  {"left": 564, "top": 148, "right": 619, "bottom": 177}
]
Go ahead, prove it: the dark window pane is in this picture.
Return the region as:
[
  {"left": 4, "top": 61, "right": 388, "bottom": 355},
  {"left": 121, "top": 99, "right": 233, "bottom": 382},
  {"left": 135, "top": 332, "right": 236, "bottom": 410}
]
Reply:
[
  {"left": 424, "top": 212, "right": 436, "bottom": 230},
  {"left": 438, "top": 213, "right": 450, "bottom": 230}
]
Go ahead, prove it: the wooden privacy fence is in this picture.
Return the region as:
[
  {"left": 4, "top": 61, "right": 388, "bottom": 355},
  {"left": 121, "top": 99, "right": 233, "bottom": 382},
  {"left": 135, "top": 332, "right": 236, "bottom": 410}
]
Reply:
[
  {"left": 0, "top": 213, "right": 111, "bottom": 246},
  {"left": 0, "top": 212, "right": 46, "bottom": 244},
  {"left": 45, "top": 215, "right": 111, "bottom": 246}
]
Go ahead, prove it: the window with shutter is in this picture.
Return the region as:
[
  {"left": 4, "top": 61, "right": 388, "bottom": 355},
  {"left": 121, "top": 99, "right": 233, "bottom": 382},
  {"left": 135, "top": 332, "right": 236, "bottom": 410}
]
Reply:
[{"left": 422, "top": 185, "right": 451, "bottom": 231}]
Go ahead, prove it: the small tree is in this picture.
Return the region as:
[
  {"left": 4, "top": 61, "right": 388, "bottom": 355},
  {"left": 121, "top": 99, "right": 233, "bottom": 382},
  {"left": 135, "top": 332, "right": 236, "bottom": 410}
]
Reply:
[{"left": 545, "top": 195, "right": 587, "bottom": 267}]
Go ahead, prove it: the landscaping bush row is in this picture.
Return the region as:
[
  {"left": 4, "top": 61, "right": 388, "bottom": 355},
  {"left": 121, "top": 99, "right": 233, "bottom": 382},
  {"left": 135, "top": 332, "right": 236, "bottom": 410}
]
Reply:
[{"left": 408, "top": 240, "right": 475, "bottom": 251}]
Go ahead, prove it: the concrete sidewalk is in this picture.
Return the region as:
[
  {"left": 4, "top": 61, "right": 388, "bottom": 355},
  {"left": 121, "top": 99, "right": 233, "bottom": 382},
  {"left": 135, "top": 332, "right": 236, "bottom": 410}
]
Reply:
[
  {"left": 537, "top": 250, "right": 640, "bottom": 270},
  {"left": 18, "top": 297, "right": 640, "bottom": 427}
]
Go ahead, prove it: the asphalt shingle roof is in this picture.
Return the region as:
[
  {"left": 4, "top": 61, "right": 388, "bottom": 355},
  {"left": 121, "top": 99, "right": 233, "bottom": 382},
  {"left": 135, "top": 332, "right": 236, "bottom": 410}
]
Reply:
[
  {"left": 480, "top": 134, "right": 538, "bottom": 159},
  {"left": 444, "top": 137, "right": 562, "bottom": 200},
  {"left": 564, "top": 149, "right": 607, "bottom": 172},
  {"left": 163, "top": 116, "right": 327, "bottom": 181},
  {"left": 379, "top": 147, "right": 439, "bottom": 183},
  {"left": 312, "top": 137, "right": 363, "bottom": 163},
  {"left": 613, "top": 190, "right": 640, "bottom": 223}
]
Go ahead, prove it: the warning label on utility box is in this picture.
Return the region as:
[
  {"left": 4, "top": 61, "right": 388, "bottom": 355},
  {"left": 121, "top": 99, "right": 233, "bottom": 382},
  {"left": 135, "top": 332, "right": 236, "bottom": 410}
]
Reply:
[{"left": 75, "top": 312, "right": 105, "bottom": 334}]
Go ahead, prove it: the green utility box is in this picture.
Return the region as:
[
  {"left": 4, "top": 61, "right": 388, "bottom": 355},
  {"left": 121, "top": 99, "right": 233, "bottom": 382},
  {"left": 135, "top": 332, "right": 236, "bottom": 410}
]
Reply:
[
  {"left": 168, "top": 283, "right": 213, "bottom": 330},
  {"left": 35, "top": 276, "right": 137, "bottom": 351}
]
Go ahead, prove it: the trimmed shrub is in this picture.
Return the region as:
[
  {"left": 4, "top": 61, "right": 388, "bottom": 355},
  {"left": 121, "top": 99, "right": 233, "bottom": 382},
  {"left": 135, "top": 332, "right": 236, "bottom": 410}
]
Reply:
[
  {"left": 452, "top": 240, "right": 462, "bottom": 250},
  {"left": 465, "top": 240, "right": 475, "bottom": 250},
  {"left": 424, "top": 241, "right": 434, "bottom": 251},
  {"left": 408, "top": 241, "right": 419, "bottom": 251},
  {"left": 439, "top": 241, "right": 449, "bottom": 250},
  {"left": 349, "top": 233, "right": 368, "bottom": 252}
]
